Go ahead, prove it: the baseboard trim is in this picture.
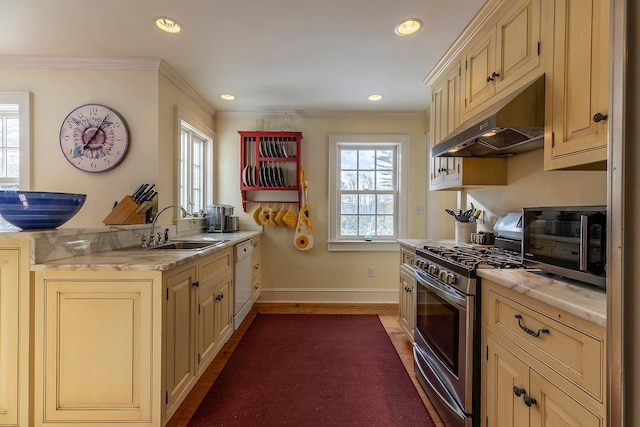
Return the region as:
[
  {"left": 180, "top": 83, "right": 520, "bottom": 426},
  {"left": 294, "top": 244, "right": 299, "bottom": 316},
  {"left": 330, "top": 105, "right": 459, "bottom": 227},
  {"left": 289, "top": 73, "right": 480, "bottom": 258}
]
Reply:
[{"left": 257, "top": 288, "right": 398, "bottom": 304}]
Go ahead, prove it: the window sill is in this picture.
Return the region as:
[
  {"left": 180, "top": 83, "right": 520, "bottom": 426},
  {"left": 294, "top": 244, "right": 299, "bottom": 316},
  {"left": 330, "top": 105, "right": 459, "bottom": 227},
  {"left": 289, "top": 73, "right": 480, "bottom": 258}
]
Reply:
[{"left": 327, "top": 240, "right": 400, "bottom": 252}]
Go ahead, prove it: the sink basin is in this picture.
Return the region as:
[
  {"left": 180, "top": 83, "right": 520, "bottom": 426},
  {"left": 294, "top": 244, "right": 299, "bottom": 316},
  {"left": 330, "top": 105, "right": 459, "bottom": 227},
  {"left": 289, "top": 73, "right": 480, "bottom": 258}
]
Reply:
[{"left": 148, "top": 240, "right": 229, "bottom": 250}]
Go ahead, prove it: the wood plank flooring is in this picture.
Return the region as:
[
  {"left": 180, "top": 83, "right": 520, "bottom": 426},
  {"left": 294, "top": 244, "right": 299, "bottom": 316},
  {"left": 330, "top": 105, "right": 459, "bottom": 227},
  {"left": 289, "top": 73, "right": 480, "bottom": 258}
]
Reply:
[{"left": 166, "top": 303, "right": 445, "bottom": 427}]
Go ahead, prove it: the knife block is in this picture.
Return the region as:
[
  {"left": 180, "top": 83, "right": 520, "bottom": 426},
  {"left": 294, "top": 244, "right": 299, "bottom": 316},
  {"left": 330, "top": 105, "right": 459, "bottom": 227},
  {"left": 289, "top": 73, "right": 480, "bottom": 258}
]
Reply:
[{"left": 103, "top": 196, "right": 151, "bottom": 225}]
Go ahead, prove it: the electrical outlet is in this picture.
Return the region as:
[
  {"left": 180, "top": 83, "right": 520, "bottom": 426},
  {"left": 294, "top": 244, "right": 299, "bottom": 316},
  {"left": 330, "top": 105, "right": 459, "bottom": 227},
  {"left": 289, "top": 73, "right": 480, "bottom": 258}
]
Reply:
[{"left": 368, "top": 267, "right": 375, "bottom": 277}]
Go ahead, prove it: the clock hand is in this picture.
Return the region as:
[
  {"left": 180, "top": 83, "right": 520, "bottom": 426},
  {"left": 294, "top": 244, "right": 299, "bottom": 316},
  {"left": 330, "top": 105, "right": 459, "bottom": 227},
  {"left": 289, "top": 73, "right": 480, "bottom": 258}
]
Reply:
[{"left": 83, "top": 112, "right": 111, "bottom": 148}]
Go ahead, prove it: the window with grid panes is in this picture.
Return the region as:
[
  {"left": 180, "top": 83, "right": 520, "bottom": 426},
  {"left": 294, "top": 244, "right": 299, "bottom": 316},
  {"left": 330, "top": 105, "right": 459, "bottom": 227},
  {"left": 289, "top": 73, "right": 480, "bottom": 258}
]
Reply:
[
  {"left": 328, "top": 134, "right": 408, "bottom": 251},
  {"left": 178, "top": 114, "right": 214, "bottom": 215}
]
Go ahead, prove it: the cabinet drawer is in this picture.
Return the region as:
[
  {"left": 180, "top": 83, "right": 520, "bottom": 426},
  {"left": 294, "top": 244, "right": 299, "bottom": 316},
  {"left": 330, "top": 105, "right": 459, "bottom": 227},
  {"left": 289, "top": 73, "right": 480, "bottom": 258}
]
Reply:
[
  {"left": 251, "top": 236, "right": 261, "bottom": 251},
  {"left": 485, "top": 286, "right": 604, "bottom": 400},
  {"left": 198, "top": 248, "right": 232, "bottom": 283},
  {"left": 251, "top": 253, "right": 261, "bottom": 278},
  {"left": 251, "top": 274, "right": 261, "bottom": 302}
]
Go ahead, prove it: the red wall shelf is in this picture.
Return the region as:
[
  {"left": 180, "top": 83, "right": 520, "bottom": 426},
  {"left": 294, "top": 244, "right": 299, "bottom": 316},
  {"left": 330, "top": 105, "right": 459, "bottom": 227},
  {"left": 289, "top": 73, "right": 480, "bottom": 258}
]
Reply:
[{"left": 239, "top": 131, "right": 302, "bottom": 212}]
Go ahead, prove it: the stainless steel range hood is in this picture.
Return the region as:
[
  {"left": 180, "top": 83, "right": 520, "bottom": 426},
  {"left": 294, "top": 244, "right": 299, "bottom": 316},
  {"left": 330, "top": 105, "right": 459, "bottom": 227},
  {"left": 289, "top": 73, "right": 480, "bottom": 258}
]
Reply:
[{"left": 431, "top": 76, "right": 545, "bottom": 158}]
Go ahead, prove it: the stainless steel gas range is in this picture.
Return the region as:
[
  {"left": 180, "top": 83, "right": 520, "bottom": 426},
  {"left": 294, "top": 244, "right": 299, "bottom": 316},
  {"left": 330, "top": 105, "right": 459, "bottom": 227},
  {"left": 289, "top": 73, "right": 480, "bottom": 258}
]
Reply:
[{"left": 413, "top": 244, "right": 525, "bottom": 427}]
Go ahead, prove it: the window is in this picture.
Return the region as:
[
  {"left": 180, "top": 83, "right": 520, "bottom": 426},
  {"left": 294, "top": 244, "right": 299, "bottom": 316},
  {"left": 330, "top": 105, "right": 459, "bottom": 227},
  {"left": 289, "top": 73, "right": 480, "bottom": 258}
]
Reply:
[
  {"left": 328, "top": 134, "right": 409, "bottom": 251},
  {"left": 177, "top": 108, "right": 215, "bottom": 215},
  {"left": 0, "top": 92, "right": 31, "bottom": 230}
]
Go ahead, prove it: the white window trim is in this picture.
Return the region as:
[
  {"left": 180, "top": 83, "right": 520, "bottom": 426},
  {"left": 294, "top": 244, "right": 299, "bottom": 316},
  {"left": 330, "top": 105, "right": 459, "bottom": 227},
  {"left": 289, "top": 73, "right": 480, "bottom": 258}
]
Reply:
[
  {"left": 0, "top": 92, "right": 31, "bottom": 190},
  {"left": 175, "top": 106, "right": 215, "bottom": 215},
  {"left": 328, "top": 134, "right": 409, "bottom": 252}
]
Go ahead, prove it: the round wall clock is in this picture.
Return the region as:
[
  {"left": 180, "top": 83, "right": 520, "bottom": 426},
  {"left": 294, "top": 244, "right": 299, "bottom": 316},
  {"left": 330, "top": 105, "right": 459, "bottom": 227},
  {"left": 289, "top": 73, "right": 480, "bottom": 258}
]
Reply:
[{"left": 59, "top": 103, "right": 129, "bottom": 173}]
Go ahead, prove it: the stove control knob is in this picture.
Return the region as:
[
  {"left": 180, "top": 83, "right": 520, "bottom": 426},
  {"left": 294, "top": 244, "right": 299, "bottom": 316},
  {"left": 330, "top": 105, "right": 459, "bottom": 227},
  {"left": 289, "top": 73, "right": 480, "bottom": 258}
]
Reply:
[
  {"left": 438, "top": 270, "right": 448, "bottom": 281},
  {"left": 444, "top": 273, "right": 456, "bottom": 285},
  {"left": 427, "top": 264, "right": 438, "bottom": 275},
  {"left": 416, "top": 260, "right": 426, "bottom": 269}
]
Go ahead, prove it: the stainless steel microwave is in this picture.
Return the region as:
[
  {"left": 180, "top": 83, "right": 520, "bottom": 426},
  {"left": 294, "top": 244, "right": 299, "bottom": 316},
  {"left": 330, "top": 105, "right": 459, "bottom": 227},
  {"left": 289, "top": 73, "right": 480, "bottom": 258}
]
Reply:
[{"left": 522, "top": 206, "right": 606, "bottom": 289}]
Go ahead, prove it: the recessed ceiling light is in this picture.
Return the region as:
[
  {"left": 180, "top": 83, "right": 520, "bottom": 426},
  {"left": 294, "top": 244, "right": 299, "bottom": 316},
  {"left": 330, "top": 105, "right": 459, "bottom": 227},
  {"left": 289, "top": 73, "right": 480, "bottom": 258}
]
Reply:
[
  {"left": 368, "top": 94, "right": 383, "bottom": 102},
  {"left": 220, "top": 93, "right": 236, "bottom": 101},
  {"left": 395, "top": 18, "right": 423, "bottom": 36},
  {"left": 154, "top": 16, "right": 182, "bottom": 34}
]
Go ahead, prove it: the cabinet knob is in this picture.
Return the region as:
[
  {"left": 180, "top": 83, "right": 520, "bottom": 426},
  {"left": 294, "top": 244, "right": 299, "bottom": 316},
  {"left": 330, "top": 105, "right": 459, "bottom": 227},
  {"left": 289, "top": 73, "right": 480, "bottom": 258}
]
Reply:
[
  {"left": 192, "top": 281, "right": 200, "bottom": 288},
  {"left": 593, "top": 112, "right": 608, "bottom": 123},
  {"left": 513, "top": 386, "right": 526, "bottom": 397}
]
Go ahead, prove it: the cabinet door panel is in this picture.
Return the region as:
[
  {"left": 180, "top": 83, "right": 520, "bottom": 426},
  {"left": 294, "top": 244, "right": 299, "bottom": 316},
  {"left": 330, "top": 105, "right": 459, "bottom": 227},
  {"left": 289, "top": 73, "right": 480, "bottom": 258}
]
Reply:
[
  {"left": 0, "top": 249, "right": 19, "bottom": 425},
  {"left": 548, "top": 0, "right": 609, "bottom": 166},
  {"left": 216, "top": 275, "right": 233, "bottom": 340},
  {"left": 197, "top": 282, "right": 218, "bottom": 370},
  {"left": 529, "top": 370, "right": 603, "bottom": 427},
  {"left": 465, "top": 29, "right": 496, "bottom": 114},
  {"left": 496, "top": 0, "right": 542, "bottom": 92},
  {"left": 42, "top": 280, "right": 153, "bottom": 422},
  {"left": 165, "top": 267, "right": 197, "bottom": 410},
  {"left": 486, "top": 337, "right": 530, "bottom": 427}
]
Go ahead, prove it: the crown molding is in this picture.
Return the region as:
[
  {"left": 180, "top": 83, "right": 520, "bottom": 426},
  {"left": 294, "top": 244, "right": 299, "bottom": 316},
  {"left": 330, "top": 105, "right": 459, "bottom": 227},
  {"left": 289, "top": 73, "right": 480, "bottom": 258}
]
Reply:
[
  {"left": 0, "top": 56, "right": 216, "bottom": 116},
  {"left": 216, "top": 110, "right": 428, "bottom": 120}
]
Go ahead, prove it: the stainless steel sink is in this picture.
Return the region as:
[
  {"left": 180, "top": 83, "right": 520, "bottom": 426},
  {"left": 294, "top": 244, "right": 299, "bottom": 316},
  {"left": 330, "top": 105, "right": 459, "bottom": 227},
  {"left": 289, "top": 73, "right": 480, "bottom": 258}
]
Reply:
[{"left": 148, "top": 240, "right": 228, "bottom": 250}]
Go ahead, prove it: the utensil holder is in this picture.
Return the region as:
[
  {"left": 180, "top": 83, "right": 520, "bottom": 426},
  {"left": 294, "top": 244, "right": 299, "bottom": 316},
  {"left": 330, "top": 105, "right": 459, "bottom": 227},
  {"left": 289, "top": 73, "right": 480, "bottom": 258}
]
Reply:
[
  {"left": 103, "top": 196, "right": 150, "bottom": 225},
  {"left": 455, "top": 221, "right": 477, "bottom": 244}
]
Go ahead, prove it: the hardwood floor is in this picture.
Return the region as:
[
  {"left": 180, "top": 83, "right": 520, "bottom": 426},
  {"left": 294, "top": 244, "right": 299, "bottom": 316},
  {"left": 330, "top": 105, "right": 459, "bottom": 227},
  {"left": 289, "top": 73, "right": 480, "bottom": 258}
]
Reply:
[{"left": 166, "top": 303, "right": 445, "bottom": 427}]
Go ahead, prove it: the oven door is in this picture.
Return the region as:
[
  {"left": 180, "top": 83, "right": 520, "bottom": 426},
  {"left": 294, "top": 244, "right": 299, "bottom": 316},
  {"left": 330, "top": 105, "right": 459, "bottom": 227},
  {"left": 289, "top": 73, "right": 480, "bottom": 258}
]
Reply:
[{"left": 414, "top": 268, "right": 474, "bottom": 422}]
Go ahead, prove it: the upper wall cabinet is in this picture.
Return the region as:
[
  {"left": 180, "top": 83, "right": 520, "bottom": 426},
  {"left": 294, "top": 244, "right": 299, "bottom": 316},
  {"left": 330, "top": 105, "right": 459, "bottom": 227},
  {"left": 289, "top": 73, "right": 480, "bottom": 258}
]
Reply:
[
  {"left": 464, "top": 0, "right": 543, "bottom": 119},
  {"left": 544, "top": 0, "right": 610, "bottom": 170}
]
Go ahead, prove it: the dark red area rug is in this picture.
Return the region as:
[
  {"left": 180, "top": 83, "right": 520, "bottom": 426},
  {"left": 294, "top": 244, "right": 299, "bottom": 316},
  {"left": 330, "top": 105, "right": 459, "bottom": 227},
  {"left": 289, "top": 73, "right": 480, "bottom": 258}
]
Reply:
[{"left": 188, "top": 313, "right": 436, "bottom": 427}]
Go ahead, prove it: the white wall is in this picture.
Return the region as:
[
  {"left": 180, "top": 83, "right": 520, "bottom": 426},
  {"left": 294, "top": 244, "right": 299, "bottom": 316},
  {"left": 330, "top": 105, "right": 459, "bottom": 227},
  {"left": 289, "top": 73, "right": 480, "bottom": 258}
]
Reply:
[
  {"left": 0, "top": 65, "right": 215, "bottom": 229},
  {"left": 465, "top": 148, "right": 607, "bottom": 232},
  {"left": 215, "top": 114, "right": 455, "bottom": 302}
]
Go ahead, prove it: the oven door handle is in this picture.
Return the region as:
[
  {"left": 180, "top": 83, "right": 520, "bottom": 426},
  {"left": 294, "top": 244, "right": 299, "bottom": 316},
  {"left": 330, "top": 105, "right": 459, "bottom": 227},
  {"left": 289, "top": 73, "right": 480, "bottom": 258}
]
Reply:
[{"left": 416, "top": 270, "right": 467, "bottom": 308}]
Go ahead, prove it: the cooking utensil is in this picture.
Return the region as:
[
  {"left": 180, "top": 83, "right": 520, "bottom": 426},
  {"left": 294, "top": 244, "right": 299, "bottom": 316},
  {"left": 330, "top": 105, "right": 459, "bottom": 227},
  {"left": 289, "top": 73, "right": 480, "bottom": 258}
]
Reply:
[
  {"left": 252, "top": 205, "right": 263, "bottom": 226},
  {"left": 294, "top": 168, "right": 313, "bottom": 250}
]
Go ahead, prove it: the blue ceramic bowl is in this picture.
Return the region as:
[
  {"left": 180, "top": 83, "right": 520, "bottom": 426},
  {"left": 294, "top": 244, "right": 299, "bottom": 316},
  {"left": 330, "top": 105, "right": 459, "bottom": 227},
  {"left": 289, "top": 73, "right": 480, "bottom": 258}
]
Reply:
[{"left": 0, "top": 191, "right": 87, "bottom": 230}]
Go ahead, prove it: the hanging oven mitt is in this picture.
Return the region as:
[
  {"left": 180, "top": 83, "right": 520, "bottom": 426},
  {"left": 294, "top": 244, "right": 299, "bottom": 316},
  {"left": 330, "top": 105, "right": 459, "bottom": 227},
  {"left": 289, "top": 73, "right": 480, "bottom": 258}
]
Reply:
[
  {"left": 252, "top": 204, "right": 263, "bottom": 226},
  {"left": 282, "top": 205, "right": 298, "bottom": 228},
  {"left": 294, "top": 168, "right": 314, "bottom": 251}
]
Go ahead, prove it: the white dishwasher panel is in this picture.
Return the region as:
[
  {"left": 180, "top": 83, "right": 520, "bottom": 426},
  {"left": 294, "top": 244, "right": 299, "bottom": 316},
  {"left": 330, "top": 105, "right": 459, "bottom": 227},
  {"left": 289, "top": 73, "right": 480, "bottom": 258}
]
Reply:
[{"left": 234, "top": 239, "right": 253, "bottom": 329}]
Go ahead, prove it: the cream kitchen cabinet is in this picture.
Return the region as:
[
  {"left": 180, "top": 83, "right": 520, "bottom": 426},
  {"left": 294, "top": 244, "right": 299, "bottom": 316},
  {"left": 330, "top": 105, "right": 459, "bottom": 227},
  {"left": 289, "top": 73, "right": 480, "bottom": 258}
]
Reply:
[
  {"left": 0, "top": 240, "right": 30, "bottom": 427},
  {"left": 398, "top": 244, "right": 415, "bottom": 341},
  {"left": 463, "top": 0, "right": 544, "bottom": 119},
  {"left": 33, "top": 246, "right": 234, "bottom": 427},
  {"left": 544, "top": 0, "right": 610, "bottom": 170},
  {"left": 165, "top": 247, "right": 233, "bottom": 419},
  {"left": 430, "top": 157, "right": 507, "bottom": 191},
  {"left": 33, "top": 270, "right": 160, "bottom": 426},
  {"left": 430, "top": 58, "right": 463, "bottom": 147},
  {"left": 250, "top": 236, "right": 261, "bottom": 302},
  {"left": 482, "top": 280, "right": 606, "bottom": 427}
]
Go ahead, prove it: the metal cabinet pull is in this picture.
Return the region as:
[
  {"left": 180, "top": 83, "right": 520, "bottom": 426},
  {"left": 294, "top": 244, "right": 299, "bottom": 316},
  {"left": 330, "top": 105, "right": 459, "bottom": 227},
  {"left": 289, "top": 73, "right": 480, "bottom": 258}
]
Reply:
[
  {"left": 515, "top": 314, "right": 549, "bottom": 337},
  {"left": 486, "top": 71, "right": 501, "bottom": 82},
  {"left": 523, "top": 394, "right": 537, "bottom": 407},
  {"left": 593, "top": 112, "right": 608, "bottom": 123},
  {"left": 513, "top": 386, "right": 525, "bottom": 397},
  {"left": 192, "top": 281, "right": 200, "bottom": 288}
]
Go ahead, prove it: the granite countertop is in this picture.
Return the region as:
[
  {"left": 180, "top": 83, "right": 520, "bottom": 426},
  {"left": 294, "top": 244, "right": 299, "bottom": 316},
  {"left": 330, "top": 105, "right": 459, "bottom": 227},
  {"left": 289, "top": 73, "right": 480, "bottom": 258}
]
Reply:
[
  {"left": 478, "top": 268, "right": 606, "bottom": 327},
  {"left": 398, "top": 238, "right": 606, "bottom": 327},
  {"left": 31, "top": 230, "right": 261, "bottom": 273}
]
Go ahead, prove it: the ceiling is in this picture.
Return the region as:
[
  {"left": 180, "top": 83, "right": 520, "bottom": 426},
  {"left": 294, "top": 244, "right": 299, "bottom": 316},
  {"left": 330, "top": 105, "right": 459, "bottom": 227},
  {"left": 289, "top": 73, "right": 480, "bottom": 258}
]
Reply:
[{"left": 0, "top": 0, "right": 485, "bottom": 114}]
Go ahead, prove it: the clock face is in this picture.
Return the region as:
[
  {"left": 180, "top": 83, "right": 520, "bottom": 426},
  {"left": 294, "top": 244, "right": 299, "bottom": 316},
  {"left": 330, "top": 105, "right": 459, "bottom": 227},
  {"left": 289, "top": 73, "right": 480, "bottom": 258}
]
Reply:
[{"left": 59, "top": 104, "right": 129, "bottom": 173}]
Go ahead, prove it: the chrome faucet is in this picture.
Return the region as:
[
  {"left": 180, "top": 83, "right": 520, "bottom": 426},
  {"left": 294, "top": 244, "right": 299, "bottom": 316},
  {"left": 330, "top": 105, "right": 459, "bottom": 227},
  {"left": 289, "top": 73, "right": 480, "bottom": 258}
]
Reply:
[{"left": 148, "top": 205, "right": 189, "bottom": 246}]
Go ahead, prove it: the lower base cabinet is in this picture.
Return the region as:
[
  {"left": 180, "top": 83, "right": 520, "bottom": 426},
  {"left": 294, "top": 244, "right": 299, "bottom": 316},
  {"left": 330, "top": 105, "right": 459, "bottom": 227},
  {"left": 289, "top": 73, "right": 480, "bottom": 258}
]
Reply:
[
  {"left": 33, "top": 247, "right": 234, "bottom": 427},
  {"left": 398, "top": 244, "right": 415, "bottom": 341},
  {"left": 482, "top": 280, "right": 605, "bottom": 427},
  {"left": 33, "top": 271, "right": 160, "bottom": 426},
  {"left": 0, "top": 240, "right": 30, "bottom": 427}
]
